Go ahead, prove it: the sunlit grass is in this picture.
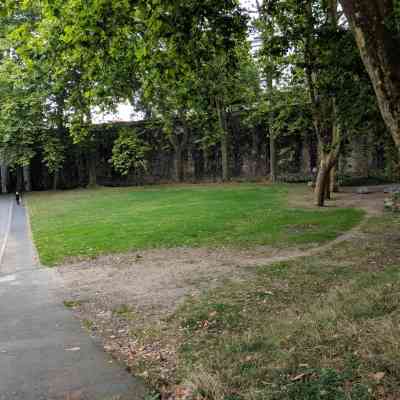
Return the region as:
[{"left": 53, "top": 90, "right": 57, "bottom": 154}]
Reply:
[{"left": 27, "top": 184, "right": 363, "bottom": 265}]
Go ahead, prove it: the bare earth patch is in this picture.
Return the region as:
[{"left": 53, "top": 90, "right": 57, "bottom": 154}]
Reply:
[
  {"left": 56, "top": 188, "right": 387, "bottom": 396},
  {"left": 288, "top": 185, "right": 386, "bottom": 215}
]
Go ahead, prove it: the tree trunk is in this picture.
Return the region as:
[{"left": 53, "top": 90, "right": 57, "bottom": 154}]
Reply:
[
  {"left": 325, "top": 171, "right": 331, "bottom": 200},
  {"left": 269, "top": 136, "right": 277, "bottom": 183},
  {"left": 315, "top": 147, "right": 341, "bottom": 206},
  {"left": 330, "top": 164, "right": 339, "bottom": 192},
  {"left": 87, "top": 152, "right": 97, "bottom": 187},
  {"left": 266, "top": 68, "right": 277, "bottom": 183},
  {"left": 173, "top": 144, "right": 184, "bottom": 182},
  {"left": 53, "top": 170, "right": 59, "bottom": 191},
  {"left": 216, "top": 98, "right": 230, "bottom": 181},
  {"left": 23, "top": 165, "right": 31, "bottom": 192},
  {"left": 0, "top": 163, "right": 7, "bottom": 194},
  {"left": 340, "top": 0, "right": 400, "bottom": 156},
  {"left": 251, "top": 130, "right": 258, "bottom": 177},
  {"left": 315, "top": 160, "right": 330, "bottom": 207},
  {"left": 220, "top": 132, "right": 229, "bottom": 181},
  {"left": 305, "top": 0, "right": 343, "bottom": 205},
  {"left": 169, "top": 119, "right": 189, "bottom": 183}
]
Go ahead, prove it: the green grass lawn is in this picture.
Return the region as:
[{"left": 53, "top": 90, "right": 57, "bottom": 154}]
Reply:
[{"left": 27, "top": 184, "right": 363, "bottom": 265}]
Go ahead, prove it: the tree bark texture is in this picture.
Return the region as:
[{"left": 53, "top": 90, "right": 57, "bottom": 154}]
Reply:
[
  {"left": 173, "top": 145, "right": 184, "bottom": 182},
  {"left": 330, "top": 164, "right": 339, "bottom": 193},
  {"left": 325, "top": 171, "right": 331, "bottom": 200},
  {"left": 169, "top": 120, "right": 189, "bottom": 183},
  {"left": 269, "top": 136, "right": 277, "bottom": 183},
  {"left": 315, "top": 160, "right": 329, "bottom": 207},
  {"left": 216, "top": 98, "right": 230, "bottom": 181},
  {"left": 266, "top": 71, "right": 277, "bottom": 183},
  {"left": 314, "top": 122, "right": 342, "bottom": 206},
  {"left": 220, "top": 132, "right": 229, "bottom": 181},
  {"left": 340, "top": 0, "right": 400, "bottom": 155},
  {"left": 315, "top": 152, "right": 338, "bottom": 206}
]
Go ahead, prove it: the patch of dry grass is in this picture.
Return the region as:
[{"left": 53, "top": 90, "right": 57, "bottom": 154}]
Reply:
[{"left": 125, "top": 214, "right": 400, "bottom": 399}]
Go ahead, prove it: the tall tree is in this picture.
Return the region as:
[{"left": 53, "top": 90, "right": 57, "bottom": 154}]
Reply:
[
  {"left": 339, "top": 0, "right": 400, "bottom": 157},
  {"left": 257, "top": 0, "right": 371, "bottom": 205},
  {"left": 135, "top": 0, "right": 248, "bottom": 181}
]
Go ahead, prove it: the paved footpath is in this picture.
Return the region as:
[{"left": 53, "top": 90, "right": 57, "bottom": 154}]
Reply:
[{"left": 0, "top": 195, "right": 147, "bottom": 400}]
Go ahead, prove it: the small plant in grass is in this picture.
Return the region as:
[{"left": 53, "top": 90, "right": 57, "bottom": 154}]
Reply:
[
  {"left": 82, "top": 319, "right": 94, "bottom": 331},
  {"left": 63, "top": 299, "right": 82, "bottom": 308},
  {"left": 143, "top": 391, "right": 161, "bottom": 400},
  {"left": 113, "top": 304, "right": 136, "bottom": 320}
]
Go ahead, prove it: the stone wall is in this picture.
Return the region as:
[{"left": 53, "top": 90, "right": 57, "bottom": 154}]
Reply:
[{"left": 0, "top": 118, "right": 396, "bottom": 192}]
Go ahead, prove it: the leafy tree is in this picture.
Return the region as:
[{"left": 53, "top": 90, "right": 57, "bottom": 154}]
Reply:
[
  {"left": 135, "top": 0, "right": 249, "bottom": 181},
  {"left": 0, "top": 55, "right": 43, "bottom": 174},
  {"left": 339, "top": 0, "right": 400, "bottom": 159},
  {"left": 256, "top": 0, "right": 384, "bottom": 205},
  {"left": 196, "top": 42, "right": 260, "bottom": 181},
  {"left": 111, "top": 128, "right": 149, "bottom": 177}
]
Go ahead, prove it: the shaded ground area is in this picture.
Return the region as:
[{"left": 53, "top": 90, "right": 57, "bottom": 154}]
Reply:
[
  {"left": 57, "top": 187, "right": 390, "bottom": 398},
  {"left": 288, "top": 185, "right": 388, "bottom": 216}
]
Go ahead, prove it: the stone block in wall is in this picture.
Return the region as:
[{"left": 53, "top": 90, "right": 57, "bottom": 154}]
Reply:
[
  {"left": 300, "top": 140, "right": 311, "bottom": 174},
  {"left": 344, "top": 135, "right": 371, "bottom": 178}
]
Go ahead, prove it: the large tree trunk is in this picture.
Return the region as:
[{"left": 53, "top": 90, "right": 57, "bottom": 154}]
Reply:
[
  {"left": 340, "top": 0, "right": 400, "bottom": 156},
  {"left": 325, "top": 170, "right": 331, "bottom": 200},
  {"left": 315, "top": 158, "right": 331, "bottom": 207},
  {"left": 330, "top": 164, "right": 339, "bottom": 192},
  {"left": 0, "top": 163, "right": 8, "bottom": 194},
  {"left": 315, "top": 145, "right": 341, "bottom": 206}
]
